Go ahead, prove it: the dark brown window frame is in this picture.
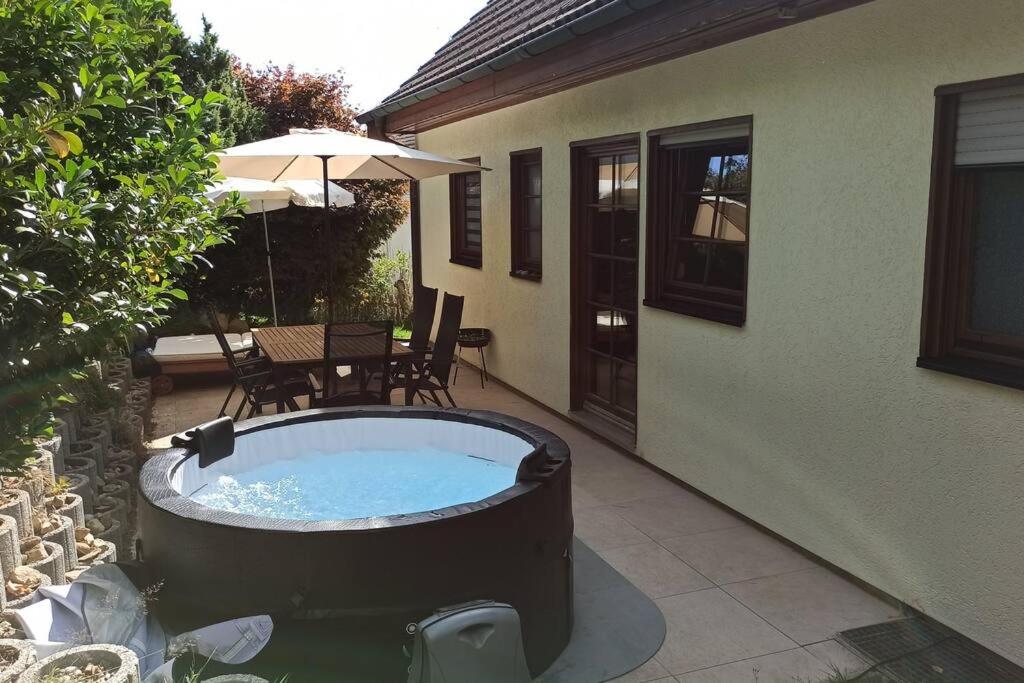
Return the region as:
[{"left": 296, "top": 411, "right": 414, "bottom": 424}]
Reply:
[
  {"left": 644, "top": 115, "right": 753, "bottom": 327},
  {"left": 450, "top": 157, "right": 482, "bottom": 268},
  {"left": 918, "top": 73, "right": 1024, "bottom": 391},
  {"left": 509, "top": 148, "right": 543, "bottom": 281}
]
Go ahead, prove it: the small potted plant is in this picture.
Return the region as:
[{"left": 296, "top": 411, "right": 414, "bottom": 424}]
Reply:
[{"left": 16, "top": 643, "right": 139, "bottom": 683}]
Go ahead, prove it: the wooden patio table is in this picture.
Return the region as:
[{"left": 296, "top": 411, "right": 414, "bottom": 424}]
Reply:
[{"left": 250, "top": 324, "right": 420, "bottom": 409}]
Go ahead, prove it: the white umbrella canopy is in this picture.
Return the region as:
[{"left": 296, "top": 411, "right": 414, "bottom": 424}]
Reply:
[
  {"left": 217, "top": 128, "right": 485, "bottom": 181},
  {"left": 205, "top": 177, "right": 355, "bottom": 213}
]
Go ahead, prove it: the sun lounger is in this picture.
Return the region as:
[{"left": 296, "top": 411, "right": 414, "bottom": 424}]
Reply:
[{"left": 152, "top": 333, "right": 253, "bottom": 376}]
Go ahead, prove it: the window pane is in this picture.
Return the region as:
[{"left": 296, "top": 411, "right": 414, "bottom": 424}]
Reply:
[
  {"left": 717, "top": 196, "right": 748, "bottom": 241},
  {"left": 526, "top": 163, "right": 542, "bottom": 196},
  {"left": 969, "top": 169, "right": 1024, "bottom": 336},
  {"left": 615, "top": 261, "right": 637, "bottom": 310},
  {"left": 590, "top": 307, "right": 615, "bottom": 355},
  {"left": 527, "top": 230, "right": 542, "bottom": 262},
  {"left": 526, "top": 197, "right": 542, "bottom": 229},
  {"left": 612, "top": 313, "right": 637, "bottom": 361},
  {"left": 613, "top": 362, "right": 637, "bottom": 413},
  {"left": 590, "top": 260, "right": 612, "bottom": 304},
  {"left": 596, "top": 157, "right": 615, "bottom": 204},
  {"left": 706, "top": 244, "right": 746, "bottom": 292},
  {"left": 465, "top": 173, "right": 481, "bottom": 196},
  {"left": 590, "top": 207, "right": 613, "bottom": 254},
  {"left": 588, "top": 353, "right": 612, "bottom": 402},
  {"left": 614, "top": 210, "right": 638, "bottom": 257},
  {"left": 721, "top": 153, "right": 750, "bottom": 191},
  {"left": 681, "top": 195, "right": 718, "bottom": 238},
  {"left": 668, "top": 240, "right": 709, "bottom": 285},
  {"left": 618, "top": 154, "right": 639, "bottom": 206}
]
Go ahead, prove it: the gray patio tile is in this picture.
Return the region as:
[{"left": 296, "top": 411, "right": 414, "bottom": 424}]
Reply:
[
  {"left": 574, "top": 469, "right": 685, "bottom": 505},
  {"left": 610, "top": 491, "right": 745, "bottom": 541},
  {"left": 803, "top": 639, "right": 868, "bottom": 677},
  {"left": 598, "top": 541, "right": 712, "bottom": 599},
  {"left": 607, "top": 656, "right": 672, "bottom": 683},
  {"left": 722, "top": 567, "right": 901, "bottom": 645},
  {"left": 654, "top": 588, "right": 797, "bottom": 674},
  {"left": 661, "top": 525, "right": 816, "bottom": 585},
  {"left": 672, "top": 647, "right": 831, "bottom": 683},
  {"left": 574, "top": 505, "right": 651, "bottom": 551}
]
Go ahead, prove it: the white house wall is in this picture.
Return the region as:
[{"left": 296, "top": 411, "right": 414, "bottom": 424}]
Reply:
[{"left": 416, "top": 0, "right": 1024, "bottom": 664}]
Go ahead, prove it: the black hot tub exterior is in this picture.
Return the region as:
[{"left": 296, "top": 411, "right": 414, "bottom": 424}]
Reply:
[{"left": 138, "top": 406, "right": 573, "bottom": 676}]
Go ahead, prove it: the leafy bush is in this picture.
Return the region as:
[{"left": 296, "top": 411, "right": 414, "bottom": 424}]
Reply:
[
  {"left": 0, "top": 0, "right": 240, "bottom": 471},
  {"left": 334, "top": 251, "right": 412, "bottom": 326}
]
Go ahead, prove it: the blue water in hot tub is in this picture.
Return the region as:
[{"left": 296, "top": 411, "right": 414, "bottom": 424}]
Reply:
[{"left": 190, "top": 448, "right": 518, "bottom": 521}]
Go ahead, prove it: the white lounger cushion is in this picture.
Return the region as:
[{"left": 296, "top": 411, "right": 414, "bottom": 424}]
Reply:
[{"left": 153, "top": 333, "right": 252, "bottom": 362}]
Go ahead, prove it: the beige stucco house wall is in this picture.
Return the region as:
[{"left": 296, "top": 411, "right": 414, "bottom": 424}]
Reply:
[{"left": 414, "top": 0, "right": 1024, "bottom": 665}]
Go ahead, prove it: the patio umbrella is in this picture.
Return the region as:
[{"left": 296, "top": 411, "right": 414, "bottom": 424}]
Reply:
[
  {"left": 217, "top": 128, "right": 485, "bottom": 314},
  {"left": 205, "top": 177, "right": 355, "bottom": 326}
]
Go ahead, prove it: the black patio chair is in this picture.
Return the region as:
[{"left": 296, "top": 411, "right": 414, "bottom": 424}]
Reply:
[
  {"left": 392, "top": 293, "right": 464, "bottom": 407},
  {"left": 315, "top": 320, "right": 394, "bottom": 407},
  {"left": 406, "top": 285, "right": 438, "bottom": 352},
  {"left": 209, "top": 307, "right": 309, "bottom": 420}
]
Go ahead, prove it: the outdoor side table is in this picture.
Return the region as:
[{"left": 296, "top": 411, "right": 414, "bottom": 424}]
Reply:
[{"left": 454, "top": 328, "right": 491, "bottom": 389}]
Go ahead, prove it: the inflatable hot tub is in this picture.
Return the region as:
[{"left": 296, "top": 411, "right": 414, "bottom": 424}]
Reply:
[{"left": 139, "top": 407, "right": 573, "bottom": 675}]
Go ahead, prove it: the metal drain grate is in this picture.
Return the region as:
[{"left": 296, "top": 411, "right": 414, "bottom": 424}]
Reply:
[{"left": 838, "top": 618, "right": 1024, "bottom": 683}]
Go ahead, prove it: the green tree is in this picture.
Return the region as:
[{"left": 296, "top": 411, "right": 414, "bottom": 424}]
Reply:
[
  {"left": 169, "top": 16, "right": 265, "bottom": 146},
  {"left": 0, "top": 0, "right": 240, "bottom": 471},
  {"left": 179, "top": 62, "right": 408, "bottom": 324}
]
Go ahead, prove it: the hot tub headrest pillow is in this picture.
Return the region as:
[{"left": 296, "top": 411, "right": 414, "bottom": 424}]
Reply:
[{"left": 171, "top": 416, "right": 235, "bottom": 468}]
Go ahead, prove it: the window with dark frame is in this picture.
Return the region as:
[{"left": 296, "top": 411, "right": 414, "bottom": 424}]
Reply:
[
  {"left": 450, "top": 157, "right": 482, "bottom": 267},
  {"left": 919, "top": 75, "right": 1024, "bottom": 390},
  {"left": 644, "top": 117, "right": 752, "bottom": 326},
  {"left": 510, "top": 149, "right": 542, "bottom": 279}
]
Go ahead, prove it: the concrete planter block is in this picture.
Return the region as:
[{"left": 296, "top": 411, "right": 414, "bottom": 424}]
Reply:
[
  {"left": 34, "top": 432, "right": 65, "bottom": 475},
  {"left": 86, "top": 359, "right": 104, "bottom": 380},
  {"left": 3, "top": 477, "right": 43, "bottom": 511},
  {"left": 0, "top": 516, "right": 19, "bottom": 578},
  {"left": 63, "top": 457, "right": 97, "bottom": 494},
  {"left": 92, "top": 518, "right": 124, "bottom": 559},
  {"left": 0, "top": 639, "right": 36, "bottom": 683},
  {"left": 29, "top": 450, "right": 55, "bottom": 482},
  {"left": 61, "top": 475, "right": 93, "bottom": 515},
  {"left": 52, "top": 407, "right": 79, "bottom": 445},
  {"left": 79, "top": 424, "right": 111, "bottom": 458},
  {"left": 106, "top": 446, "right": 135, "bottom": 467},
  {"left": 98, "top": 479, "right": 132, "bottom": 511},
  {"left": 0, "top": 612, "right": 21, "bottom": 639},
  {"left": 78, "top": 539, "right": 115, "bottom": 567},
  {"left": 40, "top": 516, "right": 77, "bottom": 571},
  {"left": 70, "top": 437, "right": 105, "bottom": 474},
  {"left": 0, "top": 491, "right": 31, "bottom": 540},
  {"left": 47, "top": 494, "right": 85, "bottom": 528},
  {"left": 103, "top": 462, "right": 135, "bottom": 489},
  {"left": 4, "top": 571, "right": 51, "bottom": 610},
  {"left": 20, "top": 539, "right": 65, "bottom": 586},
  {"left": 17, "top": 644, "right": 139, "bottom": 683},
  {"left": 116, "top": 415, "right": 144, "bottom": 454},
  {"left": 93, "top": 495, "right": 128, "bottom": 532}
]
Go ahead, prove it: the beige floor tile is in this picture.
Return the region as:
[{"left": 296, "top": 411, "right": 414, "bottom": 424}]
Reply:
[
  {"left": 599, "top": 542, "right": 712, "bottom": 599},
  {"left": 611, "top": 491, "right": 745, "bottom": 541},
  {"left": 803, "top": 640, "right": 867, "bottom": 677},
  {"left": 673, "top": 647, "right": 830, "bottom": 683},
  {"left": 608, "top": 655, "right": 673, "bottom": 683},
  {"left": 661, "top": 526, "right": 817, "bottom": 585},
  {"left": 574, "top": 469, "right": 684, "bottom": 505},
  {"left": 654, "top": 588, "right": 797, "bottom": 674},
  {"left": 723, "top": 567, "right": 901, "bottom": 645},
  {"left": 574, "top": 505, "right": 651, "bottom": 550}
]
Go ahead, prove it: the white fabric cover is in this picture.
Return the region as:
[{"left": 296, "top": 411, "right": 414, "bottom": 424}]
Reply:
[
  {"left": 218, "top": 128, "right": 484, "bottom": 182},
  {"left": 152, "top": 333, "right": 252, "bottom": 361},
  {"left": 172, "top": 418, "right": 535, "bottom": 500}
]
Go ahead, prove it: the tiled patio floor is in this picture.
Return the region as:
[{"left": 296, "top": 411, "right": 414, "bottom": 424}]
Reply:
[{"left": 149, "top": 366, "right": 897, "bottom": 683}]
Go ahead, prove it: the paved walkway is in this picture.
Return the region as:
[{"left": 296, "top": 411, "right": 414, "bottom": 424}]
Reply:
[{"left": 151, "top": 366, "right": 896, "bottom": 682}]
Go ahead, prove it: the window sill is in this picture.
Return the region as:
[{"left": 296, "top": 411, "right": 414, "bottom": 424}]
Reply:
[
  {"left": 509, "top": 270, "right": 542, "bottom": 282},
  {"left": 917, "top": 355, "right": 1024, "bottom": 392},
  {"left": 449, "top": 257, "right": 481, "bottom": 269},
  {"left": 643, "top": 297, "right": 744, "bottom": 327}
]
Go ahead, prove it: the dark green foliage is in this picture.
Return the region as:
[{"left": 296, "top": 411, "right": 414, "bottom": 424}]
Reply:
[{"left": 0, "top": 0, "right": 241, "bottom": 471}]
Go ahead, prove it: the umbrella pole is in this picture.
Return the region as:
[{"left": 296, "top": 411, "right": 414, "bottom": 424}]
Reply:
[
  {"left": 321, "top": 155, "right": 333, "bottom": 321},
  {"left": 261, "top": 200, "right": 278, "bottom": 327}
]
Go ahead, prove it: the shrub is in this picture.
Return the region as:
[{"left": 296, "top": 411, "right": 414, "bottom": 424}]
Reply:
[{"left": 0, "top": 0, "right": 240, "bottom": 472}]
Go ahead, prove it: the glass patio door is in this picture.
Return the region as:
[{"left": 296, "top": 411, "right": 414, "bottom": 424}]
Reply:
[{"left": 572, "top": 139, "right": 639, "bottom": 431}]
